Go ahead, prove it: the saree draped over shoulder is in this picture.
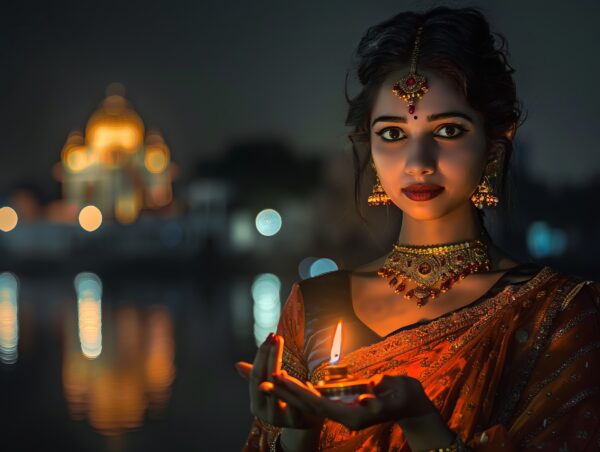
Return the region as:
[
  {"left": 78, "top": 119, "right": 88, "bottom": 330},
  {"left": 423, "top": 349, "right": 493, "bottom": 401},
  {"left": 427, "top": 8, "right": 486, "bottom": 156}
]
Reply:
[{"left": 243, "top": 265, "right": 600, "bottom": 451}]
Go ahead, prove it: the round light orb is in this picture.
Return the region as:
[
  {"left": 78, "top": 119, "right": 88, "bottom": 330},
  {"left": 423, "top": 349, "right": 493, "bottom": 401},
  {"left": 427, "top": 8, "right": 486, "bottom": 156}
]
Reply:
[
  {"left": 144, "top": 146, "right": 170, "bottom": 174},
  {"left": 309, "top": 258, "right": 339, "bottom": 278},
  {"left": 255, "top": 209, "right": 282, "bottom": 236},
  {"left": 0, "top": 207, "right": 18, "bottom": 232},
  {"left": 74, "top": 272, "right": 103, "bottom": 300},
  {"left": 298, "top": 257, "right": 318, "bottom": 280},
  {"left": 79, "top": 205, "right": 103, "bottom": 232},
  {"left": 251, "top": 273, "right": 281, "bottom": 310}
]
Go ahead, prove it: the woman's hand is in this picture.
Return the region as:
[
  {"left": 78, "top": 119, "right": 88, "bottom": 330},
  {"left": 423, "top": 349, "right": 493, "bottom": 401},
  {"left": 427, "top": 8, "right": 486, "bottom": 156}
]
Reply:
[
  {"left": 270, "top": 371, "right": 439, "bottom": 432},
  {"left": 235, "top": 333, "right": 324, "bottom": 430}
]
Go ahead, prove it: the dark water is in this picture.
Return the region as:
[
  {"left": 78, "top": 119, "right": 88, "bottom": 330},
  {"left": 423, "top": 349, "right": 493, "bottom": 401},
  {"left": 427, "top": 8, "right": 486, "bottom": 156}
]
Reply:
[{"left": 0, "top": 270, "right": 285, "bottom": 451}]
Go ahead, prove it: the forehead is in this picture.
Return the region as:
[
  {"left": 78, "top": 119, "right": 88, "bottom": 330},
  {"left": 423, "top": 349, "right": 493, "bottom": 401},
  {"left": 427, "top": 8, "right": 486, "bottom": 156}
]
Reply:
[{"left": 371, "top": 69, "right": 480, "bottom": 122}]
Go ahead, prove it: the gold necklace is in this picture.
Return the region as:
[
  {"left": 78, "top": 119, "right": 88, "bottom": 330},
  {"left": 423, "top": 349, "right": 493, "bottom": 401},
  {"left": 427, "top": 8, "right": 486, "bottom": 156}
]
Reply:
[{"left": 377, "top": 238, "right": 491, "bottom": 307}]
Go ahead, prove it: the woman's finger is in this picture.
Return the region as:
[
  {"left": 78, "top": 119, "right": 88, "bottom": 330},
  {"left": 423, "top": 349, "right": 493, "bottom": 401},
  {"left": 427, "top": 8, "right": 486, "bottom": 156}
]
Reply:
[
  {"left": 267, "top": 335, "right": 284, "bottom": 377},
  {"left": 234, "top": 361, "right": 253, "bottom": 379},
  {"left": 251, "top": 333, "right": 276, "bottom": 384},
  {"left": 270, "top": 382, "right": 318, "bottom": 415}
]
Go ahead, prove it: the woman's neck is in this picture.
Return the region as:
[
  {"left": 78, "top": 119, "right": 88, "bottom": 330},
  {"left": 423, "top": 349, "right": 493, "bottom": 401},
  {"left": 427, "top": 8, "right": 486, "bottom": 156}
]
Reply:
[{"left": 397, "top": 203, "right": 484, "bottom": 246}]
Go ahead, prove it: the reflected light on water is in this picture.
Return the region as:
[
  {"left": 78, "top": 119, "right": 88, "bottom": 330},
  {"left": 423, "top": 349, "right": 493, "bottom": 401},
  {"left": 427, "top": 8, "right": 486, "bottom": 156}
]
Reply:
[
  {"left": 0, "top": 272, "right": 19, "bottom": 364},
  {"left": 75, "top": 273, "right": 103, "bottom": 359},
  {"left": 251, "top": 273, "right": 281, "bottom": 346},
  {"left": 63, "top": 294, "right": 176, "bottom": 436},
  {"left": 145, "top": 307, "right": 176, "bottom": 413},
  {"left": 0, "top": 206, "right": 18, "bottom": 232}
]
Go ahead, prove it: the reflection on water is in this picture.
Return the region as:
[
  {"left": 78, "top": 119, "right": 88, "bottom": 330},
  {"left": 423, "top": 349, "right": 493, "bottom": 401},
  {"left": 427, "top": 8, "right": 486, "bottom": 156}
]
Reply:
[
  {"left": 0, "top": 269, "right": 284, "bottom": 450},
  {"left": 75, "top": 272, "right": 103, "bottom": 359},
  {"left": 0, "top": 272, "right": 19, "bottom": 364},
  {"left": 63, "top": 274, "right": 175, "bottom": 436}
]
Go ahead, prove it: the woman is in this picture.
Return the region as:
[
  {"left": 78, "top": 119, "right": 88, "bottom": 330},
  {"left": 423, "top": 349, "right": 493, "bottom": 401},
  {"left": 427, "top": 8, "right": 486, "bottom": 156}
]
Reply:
[{"left": 236, "top": 6, "right": 600, "bottom": 451}]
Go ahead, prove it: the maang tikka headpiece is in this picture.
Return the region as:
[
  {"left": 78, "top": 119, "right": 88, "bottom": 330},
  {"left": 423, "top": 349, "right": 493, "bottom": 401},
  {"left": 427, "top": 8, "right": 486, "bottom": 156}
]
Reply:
[{"left": 392, "top": 26, "right": 428, "bottom": 114}]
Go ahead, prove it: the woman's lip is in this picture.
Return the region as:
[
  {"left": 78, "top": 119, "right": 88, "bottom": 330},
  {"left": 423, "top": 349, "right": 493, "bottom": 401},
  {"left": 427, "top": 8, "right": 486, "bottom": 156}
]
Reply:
[{"left": 401, "top": 185, "right": 444, "bottom": 201}]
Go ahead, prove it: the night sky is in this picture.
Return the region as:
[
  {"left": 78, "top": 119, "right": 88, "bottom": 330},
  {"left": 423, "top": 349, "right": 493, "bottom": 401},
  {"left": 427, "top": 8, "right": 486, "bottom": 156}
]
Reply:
[{"left": 1, "top": 0, "right": 599, "bottom": 196}]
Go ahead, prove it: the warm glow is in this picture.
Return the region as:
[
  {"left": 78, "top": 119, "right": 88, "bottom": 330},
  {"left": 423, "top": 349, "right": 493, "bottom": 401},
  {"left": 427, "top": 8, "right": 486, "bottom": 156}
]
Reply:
[
  {"left": 0, "top": 273, "right": 19, "bottom": 365},
  {"left": 0, "top": 207, "right": 18, "bottom": 232},
  {"left": 330, "top": 321, "right": 343, "bottom": 365},
  {"left": 144, "top": 145, "right": 170, "bottom": 174},
  {"left": 115, "top": 194, "right": 140, "bottom": 224},
  {"left": 145, "top": 307, "right": 176, "bottom": 411},
  {"left": 79, "top": 205, "right": 103, "bottom": 232},
  {"left": 78, "top": 297, "right": 102, "bottom": 359},
  {"left": 63, "top": 146, "right": 89, "bottom": 173},
  {"left": 86, "top": 94, "right": 144, "bottom": 159},
  {"left": 88, "top": 123, "right": 142, "bottom": 154},
  {"left": 62, "top": 301, "right": 176, "bottom": 436}
]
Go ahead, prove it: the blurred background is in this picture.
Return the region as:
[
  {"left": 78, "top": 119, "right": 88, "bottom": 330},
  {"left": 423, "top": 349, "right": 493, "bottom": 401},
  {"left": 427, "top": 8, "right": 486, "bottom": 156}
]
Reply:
[{"left": 0, "top": 0, "right": 599, "bottom": 450}]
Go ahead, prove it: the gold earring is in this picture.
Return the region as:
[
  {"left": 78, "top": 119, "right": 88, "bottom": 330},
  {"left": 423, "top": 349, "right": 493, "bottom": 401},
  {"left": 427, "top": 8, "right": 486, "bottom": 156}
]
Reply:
[
  {"left": 368, "top": 161, "right": 392, "bottom": 206},
  {"left": 470, "top": 176, "right": 499, "bottom": 209}
]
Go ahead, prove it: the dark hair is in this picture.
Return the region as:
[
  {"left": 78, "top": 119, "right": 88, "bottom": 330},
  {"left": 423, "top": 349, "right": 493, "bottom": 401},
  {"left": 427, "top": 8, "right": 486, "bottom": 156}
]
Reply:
[{"left": 345, "top": 6, "right": 526, "bottom": 228}]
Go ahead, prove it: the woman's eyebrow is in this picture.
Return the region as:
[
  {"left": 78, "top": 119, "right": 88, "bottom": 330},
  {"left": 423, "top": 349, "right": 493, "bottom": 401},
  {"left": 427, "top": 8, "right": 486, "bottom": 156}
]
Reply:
[{"left": 371, "top": 111, "right": 474, "bottom": 127}]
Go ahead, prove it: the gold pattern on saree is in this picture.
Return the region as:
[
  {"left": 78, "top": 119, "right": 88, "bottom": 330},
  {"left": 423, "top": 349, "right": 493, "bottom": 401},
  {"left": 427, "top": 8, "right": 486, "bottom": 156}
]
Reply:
[{"left": 311, "top": 267, "right": 555, "bottom": 383}]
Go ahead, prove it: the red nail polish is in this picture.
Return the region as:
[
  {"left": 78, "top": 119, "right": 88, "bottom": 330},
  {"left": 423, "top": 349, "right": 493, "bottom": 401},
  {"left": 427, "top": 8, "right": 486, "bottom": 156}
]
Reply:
[{"left": 265, "top": 333, "right": 275, "bottom": 344}]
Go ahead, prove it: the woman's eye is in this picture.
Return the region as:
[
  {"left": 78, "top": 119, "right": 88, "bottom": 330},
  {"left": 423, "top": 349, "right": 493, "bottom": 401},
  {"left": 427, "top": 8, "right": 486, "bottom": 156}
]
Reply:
[
  {"left": 376, "top": 127, "right": 405, "bottom": 142},
  {"left": 436, "top": 124, "right": 467, "bottom": 138}
]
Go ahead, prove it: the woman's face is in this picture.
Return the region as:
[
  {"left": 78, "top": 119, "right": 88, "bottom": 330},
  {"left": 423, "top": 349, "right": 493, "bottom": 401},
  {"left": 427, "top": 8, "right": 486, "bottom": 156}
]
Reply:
[{"left": 370, "top": 69, "right": 490, "bottom": 221}]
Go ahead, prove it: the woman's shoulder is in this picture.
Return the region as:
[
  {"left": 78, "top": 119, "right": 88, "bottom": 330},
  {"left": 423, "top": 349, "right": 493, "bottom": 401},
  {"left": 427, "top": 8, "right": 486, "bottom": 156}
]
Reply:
[{"left": 522, "top": 264, "right": 600, "bottom": 316}]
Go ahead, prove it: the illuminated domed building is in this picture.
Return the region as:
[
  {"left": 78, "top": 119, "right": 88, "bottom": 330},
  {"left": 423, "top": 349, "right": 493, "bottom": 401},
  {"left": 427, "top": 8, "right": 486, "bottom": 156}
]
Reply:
[{"left": 60, "top": 85, "right": 173, "bottom": 224}]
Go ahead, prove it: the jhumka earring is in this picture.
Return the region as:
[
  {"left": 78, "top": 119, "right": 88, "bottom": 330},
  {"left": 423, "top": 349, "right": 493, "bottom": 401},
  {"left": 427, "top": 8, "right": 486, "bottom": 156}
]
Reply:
[
  {"left": 471, "top": 156, "right": 502, "bottom": 209},
  {"left": 392, "top": 26, "right": 428, "bottom": 114},
  {"left": 368, "top": 161, "right": 392, "bottom": 206}
]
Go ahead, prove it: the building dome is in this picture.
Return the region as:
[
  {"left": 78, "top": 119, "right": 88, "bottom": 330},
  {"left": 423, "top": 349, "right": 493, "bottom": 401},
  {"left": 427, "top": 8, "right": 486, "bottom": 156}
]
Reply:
[{"left": 86, "top": 94, "right": 145, "bottom": 167}]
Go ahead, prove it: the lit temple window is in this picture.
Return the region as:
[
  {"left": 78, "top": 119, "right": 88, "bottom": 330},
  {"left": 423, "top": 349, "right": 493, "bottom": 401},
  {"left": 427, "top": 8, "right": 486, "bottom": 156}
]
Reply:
[{"left": 0, "top": 272, "right": 19, "bottom": 364}]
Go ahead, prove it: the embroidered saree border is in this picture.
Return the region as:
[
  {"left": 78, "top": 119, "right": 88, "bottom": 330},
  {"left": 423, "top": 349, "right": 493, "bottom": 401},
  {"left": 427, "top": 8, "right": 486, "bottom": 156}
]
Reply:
[
  {"left": 492, "top": 278, "right": 591, "bottom": 426},
  {"left": 519, "top": 386, "right": 600, "bottom": 448},
  {"left": 282, "top": 346, "right": 308, "bottom": 381},
  {"left": 310, "top": 266, "right": 556, "bottom": 383}
]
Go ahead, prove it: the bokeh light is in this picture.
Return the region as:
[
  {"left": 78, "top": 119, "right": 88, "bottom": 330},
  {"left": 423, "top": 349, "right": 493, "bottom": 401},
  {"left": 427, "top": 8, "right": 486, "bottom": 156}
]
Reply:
[
  {"left": 251, "top": 273, "right": 281, "bottom": 345},
  {"left": 74, "top": 272, "right": 103, "bottom": 359},
  {"left": 309, "top": 258, "right": 338, "bottom": 277},
  {"left": 0, "top": 272, "right": 19, "bottom": 365},
  {"left": 255, "top": 208, "right": 282, "bottom": 236},
  {"left": 0, "top": 207, "right": 18, "bottom": 232},
  {"left": 79, "top": 205, "right": 103, "bottom": 232},
  {"left": 298, "top": 256, "right": 318, "bottom": 280},
  {"left": 144, "top": 146, "right": 170, "bottom": 174},
  {"left": 527, "top": 221, "right": 568, "bottom": 258}
]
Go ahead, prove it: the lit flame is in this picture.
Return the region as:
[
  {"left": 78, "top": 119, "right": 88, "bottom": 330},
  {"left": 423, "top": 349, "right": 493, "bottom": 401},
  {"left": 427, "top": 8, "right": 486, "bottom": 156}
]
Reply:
[{"left": 329, "top": 321, "right": 343, "bottom": 365}]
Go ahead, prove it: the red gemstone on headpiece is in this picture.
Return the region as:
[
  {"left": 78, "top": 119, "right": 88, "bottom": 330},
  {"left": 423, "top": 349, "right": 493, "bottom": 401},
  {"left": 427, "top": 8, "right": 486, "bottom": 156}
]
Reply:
[
  {"left": 407, "top": 77, "right": 415, "bottom": 86},
  {"left": 408, "top": 105, "right": 415, "bottom": 114}
]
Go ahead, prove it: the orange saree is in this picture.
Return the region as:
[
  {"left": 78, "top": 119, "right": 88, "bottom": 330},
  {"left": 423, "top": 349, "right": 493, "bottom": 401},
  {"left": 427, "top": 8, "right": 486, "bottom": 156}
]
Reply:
[{"left": 243, "top": 265, "right": 600, "bottom": 451}]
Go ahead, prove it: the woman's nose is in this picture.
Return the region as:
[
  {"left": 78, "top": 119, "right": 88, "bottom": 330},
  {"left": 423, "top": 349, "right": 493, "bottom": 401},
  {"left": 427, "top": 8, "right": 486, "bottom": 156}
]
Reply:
[{"left": 404, "top": 141, "right": 437, "bottom": 177}]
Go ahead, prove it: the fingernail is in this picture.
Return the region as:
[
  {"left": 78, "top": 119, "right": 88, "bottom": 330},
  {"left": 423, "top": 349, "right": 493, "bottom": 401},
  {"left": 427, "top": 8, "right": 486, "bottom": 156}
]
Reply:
[{"left": 265, "top": 333, "right": 275, "bottom": 345}]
